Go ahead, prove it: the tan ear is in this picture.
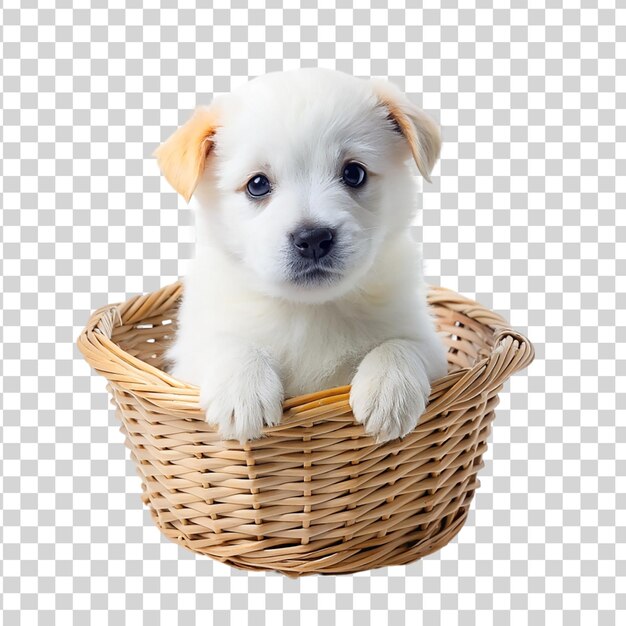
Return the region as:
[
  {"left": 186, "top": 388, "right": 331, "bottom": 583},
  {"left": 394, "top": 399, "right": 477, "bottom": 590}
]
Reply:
[
  {"left": 154, "top": 106, "right": 221, "bottom": 202},
  {"left": 371, "top": 78, "right": 441, "bottom": 182}
]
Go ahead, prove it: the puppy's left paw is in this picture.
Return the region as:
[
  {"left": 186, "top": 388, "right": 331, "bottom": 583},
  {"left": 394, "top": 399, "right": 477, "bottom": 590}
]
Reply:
[{"left": 349, "top": 340, "right": 432, "bottom": 444}]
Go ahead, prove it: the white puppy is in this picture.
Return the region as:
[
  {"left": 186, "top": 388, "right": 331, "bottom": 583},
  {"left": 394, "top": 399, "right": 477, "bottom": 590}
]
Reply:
[{"left": 156, "top": 67, "right": 448, "bottom": 444}]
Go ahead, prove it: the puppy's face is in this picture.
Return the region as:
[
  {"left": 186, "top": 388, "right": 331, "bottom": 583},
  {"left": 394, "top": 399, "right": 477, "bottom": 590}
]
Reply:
[{"left": 156, "top": 68, "right": 440, "bottom": 303}]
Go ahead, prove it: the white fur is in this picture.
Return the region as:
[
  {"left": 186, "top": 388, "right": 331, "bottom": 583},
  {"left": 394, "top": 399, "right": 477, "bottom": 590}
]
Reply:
[{"left": 164, "top": 68, "right": 449, "bottom": 443}]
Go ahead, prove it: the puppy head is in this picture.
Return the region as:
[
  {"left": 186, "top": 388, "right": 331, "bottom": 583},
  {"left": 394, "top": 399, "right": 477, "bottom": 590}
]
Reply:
[{"left": 156, "top": 68, "right": 441, "bottom": 303}]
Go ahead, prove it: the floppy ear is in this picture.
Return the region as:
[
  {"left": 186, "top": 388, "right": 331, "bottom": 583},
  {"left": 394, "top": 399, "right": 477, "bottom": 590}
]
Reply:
[
  {"left": 154, "top": 106, "right": 221, "bottom": 202},
  {"left": 370, "top": 78, "right": 441, "bottom": 182}
]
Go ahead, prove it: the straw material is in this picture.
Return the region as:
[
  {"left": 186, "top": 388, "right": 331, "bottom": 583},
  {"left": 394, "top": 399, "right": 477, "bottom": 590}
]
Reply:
[{"left": 77, "top": 281, "right": 534, "bottom": 577}]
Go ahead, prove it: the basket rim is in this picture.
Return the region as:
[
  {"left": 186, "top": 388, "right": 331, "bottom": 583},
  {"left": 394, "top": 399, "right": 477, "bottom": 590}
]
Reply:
[{"left": 76, "top": 280, "right": 535, "bottom": 421}]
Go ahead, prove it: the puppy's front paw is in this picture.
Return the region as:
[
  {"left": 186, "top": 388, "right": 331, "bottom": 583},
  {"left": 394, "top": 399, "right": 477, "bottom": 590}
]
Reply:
[
  {"left": 349, "top": 340, "right": 431, "bottom": 444},
  {"left": 200, "top": 351, "right": 284, "bottom": 443}
]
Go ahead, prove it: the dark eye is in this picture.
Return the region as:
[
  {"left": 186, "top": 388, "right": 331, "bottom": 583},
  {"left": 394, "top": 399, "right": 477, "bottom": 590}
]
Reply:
[
  {"left": 246, "top": 174, "right": 271, "bottom": 197},
  {"left": 342, "top": 162, "right": 367, "bottom": 188}
]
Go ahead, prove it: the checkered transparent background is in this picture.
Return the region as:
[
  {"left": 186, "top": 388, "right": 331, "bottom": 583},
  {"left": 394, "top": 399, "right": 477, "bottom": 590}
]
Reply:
[{"left": 1, "top": 1, "right": 624, "bottom": 624}]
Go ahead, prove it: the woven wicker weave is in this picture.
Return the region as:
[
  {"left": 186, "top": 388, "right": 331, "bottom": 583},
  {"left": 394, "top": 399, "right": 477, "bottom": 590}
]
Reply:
[{"left": 77, "top": 281, "right": 534, "bottom": 577}]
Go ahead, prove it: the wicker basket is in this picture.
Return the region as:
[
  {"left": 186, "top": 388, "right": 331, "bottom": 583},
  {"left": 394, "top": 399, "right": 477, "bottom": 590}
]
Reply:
[{"left": 77, "top": 281, "right": 534, "bottom": 577}]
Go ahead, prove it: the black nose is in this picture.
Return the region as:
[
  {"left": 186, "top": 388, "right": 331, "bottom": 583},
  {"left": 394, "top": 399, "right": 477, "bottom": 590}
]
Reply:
[{"left": 291, "top": 227, "right": 335, "bottom": 259}]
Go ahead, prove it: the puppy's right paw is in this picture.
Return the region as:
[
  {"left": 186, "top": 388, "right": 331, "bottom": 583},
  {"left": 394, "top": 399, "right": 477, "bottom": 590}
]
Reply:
[{"left": 200, "top": 351, "right": 284, "bottom": 443}]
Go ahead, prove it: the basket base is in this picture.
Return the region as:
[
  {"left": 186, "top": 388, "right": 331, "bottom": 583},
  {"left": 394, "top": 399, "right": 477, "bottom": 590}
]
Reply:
[{"left": 148, "top": 498, "right": 473, "bottom": 577}]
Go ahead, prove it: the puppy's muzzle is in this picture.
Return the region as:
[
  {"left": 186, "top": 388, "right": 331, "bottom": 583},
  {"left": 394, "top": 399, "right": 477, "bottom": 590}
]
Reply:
[{"left": 291, "top": 226, "right": 335, "bottom": 260}]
